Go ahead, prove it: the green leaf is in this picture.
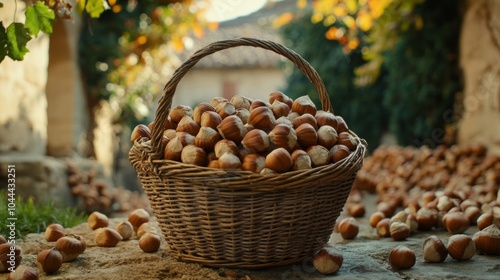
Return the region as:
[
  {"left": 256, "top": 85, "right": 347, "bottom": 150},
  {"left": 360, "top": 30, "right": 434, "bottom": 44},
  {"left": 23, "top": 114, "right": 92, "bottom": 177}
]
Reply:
[
  {"left": 0, "top": 22, "right": 7, "bottom": 62},
  {"left": 6, "top": 22, "right": 31, "bottom": 61},
  {"left": 25, "top": 1, "right": 55, "bottom": 37},
  {"left": 0, "top": 3, "right": 4, "bottom": 8},
  {"left": 86, "top": 0, "right": 107, "bottom": 18}
]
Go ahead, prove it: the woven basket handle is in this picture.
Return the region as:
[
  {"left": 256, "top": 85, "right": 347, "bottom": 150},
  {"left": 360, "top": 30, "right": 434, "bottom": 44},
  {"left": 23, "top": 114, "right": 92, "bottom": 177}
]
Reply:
[{"left": 151, "top": 37, "right": 333, "bottom": 159}]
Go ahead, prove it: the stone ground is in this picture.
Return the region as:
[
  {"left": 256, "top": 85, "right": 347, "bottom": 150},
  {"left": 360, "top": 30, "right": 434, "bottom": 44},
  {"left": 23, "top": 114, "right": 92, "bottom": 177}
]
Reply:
[{"left": 9, "top": 194, "right": 500, "bottom": 280}]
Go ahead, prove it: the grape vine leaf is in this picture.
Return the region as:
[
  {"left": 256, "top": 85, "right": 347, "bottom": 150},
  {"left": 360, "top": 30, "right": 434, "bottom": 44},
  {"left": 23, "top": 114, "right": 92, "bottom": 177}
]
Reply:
[
  {"left": 25, "top": 1, "right": 55, "bottom": 37},
  {"left": 6, "top": 22, "right": 31, "bottom": 61},
  {"left": 0, "top": 22, "right": 7, "bottom": 62},
  {"left": 86, "top": 0, "right": 108, "bottom": 18}
]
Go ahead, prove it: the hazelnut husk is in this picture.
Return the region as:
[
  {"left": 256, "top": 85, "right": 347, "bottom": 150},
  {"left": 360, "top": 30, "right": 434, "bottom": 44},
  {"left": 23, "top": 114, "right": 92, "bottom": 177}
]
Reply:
[{"left": 312, "top": 249, "right": 343, "bottom": 275}]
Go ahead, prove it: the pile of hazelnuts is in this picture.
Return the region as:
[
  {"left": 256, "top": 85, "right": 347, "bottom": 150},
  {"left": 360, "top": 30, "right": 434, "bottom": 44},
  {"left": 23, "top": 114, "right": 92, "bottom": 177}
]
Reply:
[
  {"left": 313, "top": 144, "right": 500, "bottom": 274},
  {"left": 131, "top": 91, "right": 359, "bottom": 174}
]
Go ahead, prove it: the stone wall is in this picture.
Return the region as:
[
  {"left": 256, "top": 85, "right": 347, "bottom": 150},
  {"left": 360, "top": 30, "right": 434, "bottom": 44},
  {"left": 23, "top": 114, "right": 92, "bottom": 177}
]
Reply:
[
  {"left": 0, "top": 1, "right": 49, "bottom": 155},
  {"left": 458, "top": 0, "right": 500, "bottom": 155}
]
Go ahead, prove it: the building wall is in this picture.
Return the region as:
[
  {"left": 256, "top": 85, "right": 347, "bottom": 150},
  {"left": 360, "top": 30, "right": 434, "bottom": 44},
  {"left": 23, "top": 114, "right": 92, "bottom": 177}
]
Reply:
[
  {"left": 171, "top": 68, "right": 287, "bottom": 108},
  {"left": 0, "top": 1, "right": 49, "bottom": 155},
  {"left": 458, "top": 0, "right": 500, "bottom": 155}
]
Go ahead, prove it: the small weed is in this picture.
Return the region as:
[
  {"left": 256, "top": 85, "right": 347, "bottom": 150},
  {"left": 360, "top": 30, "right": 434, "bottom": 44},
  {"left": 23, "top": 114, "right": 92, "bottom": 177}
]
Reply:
[{"left": 0, "top": 192, "right": 86, "bottom": 240}]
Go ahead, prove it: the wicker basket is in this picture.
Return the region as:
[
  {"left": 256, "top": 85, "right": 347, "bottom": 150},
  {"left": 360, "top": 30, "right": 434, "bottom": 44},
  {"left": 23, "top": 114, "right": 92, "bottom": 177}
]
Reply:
[{"left": 129, "top": 37, "right": 367, "bottom": 268}]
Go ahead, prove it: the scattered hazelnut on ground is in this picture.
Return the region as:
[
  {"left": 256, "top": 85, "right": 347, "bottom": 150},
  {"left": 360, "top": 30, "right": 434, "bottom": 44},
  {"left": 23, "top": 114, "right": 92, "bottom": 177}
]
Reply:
[
  {"left": 390, "top": 222, "right": 411, "bottom": 241},
  {"left": 347, "top": 203, "right": 365, "bottom": 218},
  {"left": 389, "top": 245, "right": 415, "bottom": 270},
  {"left": 55, "top": 235, "right": 86, "bottom": 262},
  {"left": 369, "top": 211, "right": 385, "bottom": 228},
  {"left": 338, "top": 217, "right": 359, "bottom": 240},
  {"left": 116, "top": 221, "right": 134, "bottom": 240},
  {"left": 88, "top": 211, "right": 109, "bottom": 230},
  {"left": 7, "top": 265, "right": 38, "bottom": 280},
  {"left": 472, "top": 224, "right": 500, "bottom": 255},
  {"left": 376, "top": 218, "right": 391, "bottom": 238},
  {"left": 94, "top": 228, "right": 123, "bottom": 247},
  {"left": 139, "top": 232, "right": 161, "bottom": 253},
  {"left": 36, "top": 248, "right": 63, "bottom": 275},
  {"left": 423, "top": 235, "right": 448, "bottom": 263},
  {"left": 442, "top": 212, "right": 470, "bottom": 234},
  {"left": 128, "top": 208, "right": 150, "bottom": 231},
  {"left": 44, "top": 224, "right": 65, "bottom": 242},
  {"left": 447, "top": 234, "right": 475, "bottom": 261},
  {"left": 312, "top": 249, "right": 343, "bottom": 275},
  {"left": 0, "top": 244, "right": 21, "bottom": 272}
]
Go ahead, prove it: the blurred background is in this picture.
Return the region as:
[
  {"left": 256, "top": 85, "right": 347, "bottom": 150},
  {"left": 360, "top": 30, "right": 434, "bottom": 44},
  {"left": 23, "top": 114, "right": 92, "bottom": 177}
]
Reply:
[{"left": 0, "top": 0, "right": 498, "bottom": 215}]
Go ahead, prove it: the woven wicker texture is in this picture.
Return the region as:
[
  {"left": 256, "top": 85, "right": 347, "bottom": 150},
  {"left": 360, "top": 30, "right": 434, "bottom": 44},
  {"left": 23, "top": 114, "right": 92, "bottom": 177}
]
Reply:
[{"left": 129, "top": 37, "right": 367, "bottom": 268}]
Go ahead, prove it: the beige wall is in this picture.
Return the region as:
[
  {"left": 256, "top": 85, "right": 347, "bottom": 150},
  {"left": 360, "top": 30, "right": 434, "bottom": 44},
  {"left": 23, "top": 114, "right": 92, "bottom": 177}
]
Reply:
[
  {"left": 172, "top": 68, "right": 286, "bottom": 108},
  {"left": 458, "top": 0, "right": 500, "bottom": 155},
  {"left": 0, "top": 1, "right": 49, "bottom": 155}
]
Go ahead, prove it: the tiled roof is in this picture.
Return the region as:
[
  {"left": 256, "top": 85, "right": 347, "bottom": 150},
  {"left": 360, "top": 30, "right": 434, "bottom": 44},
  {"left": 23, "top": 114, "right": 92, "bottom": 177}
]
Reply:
[{"left": 181, "top": 0, "right": 297, "bottom": 68}]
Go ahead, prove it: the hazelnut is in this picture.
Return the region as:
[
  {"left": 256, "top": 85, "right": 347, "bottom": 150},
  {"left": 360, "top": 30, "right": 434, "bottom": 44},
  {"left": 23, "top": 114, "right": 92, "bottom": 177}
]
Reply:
[
  {"left": 346, "top": 203, "right": 365, "bottom": 218},
  {"left": 247, "top": 106, "right": 276, "bottom": 132},
  {"left": 269, "top": 91, "right": 293, "bottom": 109},
  {"left": 176, "top": 131, "right": 195, "bottom": 146},
  {"left": 131, "top": 124, "right": 151, "bottom": 143},
  {"left": 337, "top": 132, "right": 357, "bottom": 151},
  {"left": 36, "top": 248, "right": 62, "bottom": 274},
  {"left": 423, "top": 235, "right": 448, "bottom": 263},
  {"left": 315, "top": 111, "right": 338, "bottom": 128},
  {"left": 317, "top": 125, "right": 338, "bottom": 149},
  {"left": 268, "top": 124, "right": 297, "bottom": 152},
  {"left": 330, "top": 145, "right": 351, "bottom": 163},
  {"left": 200, "top": 111, "right": 222, "bottom": 129},
  {"left": 249, "top": 99, "right": 272, "bottom": 112},
  {"left": 241, "top": 129, "right": 270, "bottom": 154},
  {"left": 437, "top": 195, "right": 455, "bottom": 212},
  {"left": 265, "top": 148, "right": 293, "bottom": 173},
  {"left": 94, "top": 228, "right": 123, "bottom": 247},
  {"left": 115, "top": 221, "right": 134, "bottom": 240},
  {"left": 291, "top": 149, "right": 312, "bottom": 171},
  {"left": 334, "top": 116, "right": 349, "bottom": 133},
  {"left": 45, "top": 223, "right": 65, "bottom": 242},
  {"left": 291, "top": 95, "right": 316, "bottom": 116},
  {"left": 235, "top": 108, "right": 250, "bottom": 124},
  {"left": 260, "top": 168, "right": 278, "bottom": 176},
  {"left": 447, "top": 234, "right": 475, "bottom": 261},
  {"left": 312, "top": 249, "right": 343, "bottom": 275},
  {"left": 164, "top": 136, "right": 183, "bottom": 161},
  {"left": 215, "top": 101, "right": 236, "bottom": 119},
  {"left": 390, "top": 222, "right": 410, "bottom": 241},
  {"left": 306, "top": 145, "right": 331, "bottom": 167},
  {"left": 369, "top": 211, "right": 385, "bottom": 228},
  {"left": 194, "top": 126, "right": 221, "bottom": 150},
  {"left": 406, "top": 214, "right": 419, "bottom": 233},
  {"left": 208, "top": 160, "right": 220, "bottom": 169},
  {"left": 231, "top": 95, "right": 252, "bottom": 110},
  {"left": 209, "top": 97, "right": 228, "bottom": 108},
  {"left": 477, "top": 212, "right": 498, "bottom": 230},
  {"left": 7, "top": 265, "right": 38, "bottom": 280},
  {"left": 0, "top": 244, "right": 21, "bottom": 272},
  {"left": 271, "top": 100, "right": 290, "bottom": 118},
  {"left": 242, "top": 154, "right": 266, "bottom": 173},
  {"left": 128, "top": 208, "right": 150, "bottom": 230},
  {"left": 88, "top": 211, "right": 109, "bottom": 230},
  {"left": 295, "top": 123, "right": 318, "bottom": 148},
  {"left": 390, "top": 211, "right": 408, "bottom": 225},
  {"left": 416, "top": 207, "right": 438, "bottom": 230},
  {"left": 442, "top": 212, "right": 469, "bottom": 234},
  {"left": 55, "top": 235, "right": 86, "bottom": 262},
  {"left": 139, "top": 232, "right": 161, "bottom": 253},
  {"left": 472, "top": 224, "right": 500, "bottom": 255},
  {"left": 338, "top": 217, "right": 359, "bottom": 239},
  {"left": 275, "top": 116, "right": 293, "bottom": 127},
  {"left": 376, "top": 218, "right": 391, "bottom": 238},
  {"left": 217, "top": 115, "right": 246, "bottom": 143},
  {"left": 389, "top": 245, "right": 415, "bottom": 270},
  {"left": 463, "top": 206, "right": 481, "bottom": 225},
  {"left": 214, "top": 139, "right": 239, "bottom": 158},
  {"left": 292, "top": 113, "right": 317, "bottom": 130},
  {"left": 169, "top": 104, "right": 193, "bottom": 124},
  {"left": 218, "top": 152, "right": 242, "bottom": 170},
  {"left": 181, "top": 144, "right": 207, "bottom": 166},
  {"left": 192, "top": 102, "right": 215, "bottom": 124},
  {"left": 176, "top": 115, "right": 200, "bottom": 136},
  {"left": 136, "top": 222, "right": 156, "bottom": 238}
]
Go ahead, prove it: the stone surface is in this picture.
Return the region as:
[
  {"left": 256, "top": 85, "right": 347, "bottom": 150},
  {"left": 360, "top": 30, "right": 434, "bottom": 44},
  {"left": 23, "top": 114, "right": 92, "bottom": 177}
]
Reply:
[
  {"left": 458, "top": 0, "right": 500, "bottom": 155},
  {"left": 7, "top": 195, "right": 499, "bottom": 279}
]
